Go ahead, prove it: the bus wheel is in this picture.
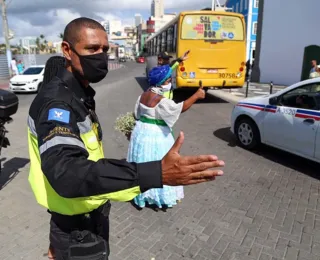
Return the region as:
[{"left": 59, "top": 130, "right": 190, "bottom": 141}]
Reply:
[{"left": 204, "top": 87, "right": 209, "bottom": 92}]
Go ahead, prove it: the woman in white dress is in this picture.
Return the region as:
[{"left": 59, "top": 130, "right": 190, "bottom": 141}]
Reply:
[{"left": 127, "top": 64, "right": 206, "bottom": 209}]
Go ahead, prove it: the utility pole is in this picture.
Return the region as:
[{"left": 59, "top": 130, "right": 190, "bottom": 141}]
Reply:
[
  {"left": 0, "top": 0, "right": 12, "bottom": 77},
  {"left": 212, "top": 0, "right": 216, "bottom": 10}
]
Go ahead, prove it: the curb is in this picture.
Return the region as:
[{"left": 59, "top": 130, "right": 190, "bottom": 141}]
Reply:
[{"left": 207, "top": 89, "right": 243, "bottom": 104}]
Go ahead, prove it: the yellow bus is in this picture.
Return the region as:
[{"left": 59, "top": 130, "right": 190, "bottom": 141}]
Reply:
[{"left": 145, "top": 10, "right": 246, "bottom": 90}]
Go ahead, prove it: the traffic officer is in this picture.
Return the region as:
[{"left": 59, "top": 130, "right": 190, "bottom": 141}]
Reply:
[
  {"left": 27, "top": 17, "right": 224, "bottom": 260},
  {"left": 157, "top": 50, "right": 190, "bottom": 99}
]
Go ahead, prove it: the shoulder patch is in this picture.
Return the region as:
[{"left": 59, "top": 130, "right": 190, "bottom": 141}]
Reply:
[{"left": 48, "top": 108, "right": 70, "bottom": 124}]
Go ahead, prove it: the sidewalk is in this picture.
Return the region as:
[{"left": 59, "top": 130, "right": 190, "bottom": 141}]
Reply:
[
  {"left": 207, "top": 82, "right": 288, "bottom": 104},
  {"left": 0, "top": 79, "right": 9, "bottom": 89}
]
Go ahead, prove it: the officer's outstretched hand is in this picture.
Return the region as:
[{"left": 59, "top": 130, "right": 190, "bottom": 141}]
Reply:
[{"left": 161, "top": 132, "right": 224, "bottom": 186}]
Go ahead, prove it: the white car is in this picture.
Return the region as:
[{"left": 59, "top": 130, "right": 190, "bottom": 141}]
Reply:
[
  {"left": 9, "top": 65, "right": 45, "bottom": 93},
  {"left": 231, "top": 77, "right": 320, "bottom": 163},
  {"left": 108, "top": 54, "right": 116, "bottom": 60}
]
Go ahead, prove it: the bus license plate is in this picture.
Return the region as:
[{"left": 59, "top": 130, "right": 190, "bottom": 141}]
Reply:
[
  {"left": 207, "top": 69, "right": 218, "bottom": 73},
  {"left": 219, "top": 73, "right": 237, "bottom": 78}
]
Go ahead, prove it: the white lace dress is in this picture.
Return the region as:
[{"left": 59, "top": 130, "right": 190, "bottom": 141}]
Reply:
[{"left": 127, "top": 95, "right": 184, "bottom": 208}]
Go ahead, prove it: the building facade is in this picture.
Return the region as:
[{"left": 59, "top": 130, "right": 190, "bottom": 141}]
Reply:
[
  {"left": 109, "top": 20, "right": 123, "bottom": 36},
  {"left": 252, "top": 0, "right": 320, "bottom": 85},
  {"left": 101, "top": 21, "right": 110, "bottom": 34},
  {"left": 147, "top": 14, "right": 176, "bottom": 34},
  {"left": 136, "top": 23, "right": 148, "bottom": 53},
  {"left": 135, "top": 14, "right": 142, "bottom": 27},
  {"left": 226, "top": 0, "right": 259, "bottom": 62},
  {"left": 151, "top": 0, "right": 164, "bottom": 18}
]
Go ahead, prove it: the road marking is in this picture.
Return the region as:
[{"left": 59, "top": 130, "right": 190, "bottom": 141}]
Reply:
[{"left": 231, "top": 92, "right": 245, "bottom": 96}]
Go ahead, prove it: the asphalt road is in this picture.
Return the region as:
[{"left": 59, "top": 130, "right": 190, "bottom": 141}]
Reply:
[{"left": 0, "top": 61, "right": 319, "bottom": 260}]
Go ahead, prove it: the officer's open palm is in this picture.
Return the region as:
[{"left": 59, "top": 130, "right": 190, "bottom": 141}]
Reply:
[{"left": 161, "top": 132, "right": 224, "bottom": 186}]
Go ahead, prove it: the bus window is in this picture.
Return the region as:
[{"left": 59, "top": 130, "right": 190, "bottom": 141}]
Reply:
[
  {"left": 180, "top": 14, "right": 244, "bottom": 41},
  {"left": 157, "top": 35, "right": 161, "bottom": 53},
  {"left": 161, "top": 31, "right": 167, "bottom": 52},
  {"left": 167, "top": 27, "right": 174, "bottom": 52},
  {"left": 173, "top": 23, "right": 177, "bottom": 51}
]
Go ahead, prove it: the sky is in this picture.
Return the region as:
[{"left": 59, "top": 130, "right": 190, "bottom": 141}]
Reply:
[{"left": 1, "top": 0, "right": 226, "bottom": 44}]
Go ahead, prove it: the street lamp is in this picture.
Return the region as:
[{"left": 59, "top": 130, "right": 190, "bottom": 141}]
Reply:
[{"left": 0, "top": 0, "right": 13, "bottom": 77}]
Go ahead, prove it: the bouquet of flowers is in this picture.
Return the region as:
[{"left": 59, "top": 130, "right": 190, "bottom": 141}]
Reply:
[{"left": 114, "top": 112, "right": 136, "bottom": 140}]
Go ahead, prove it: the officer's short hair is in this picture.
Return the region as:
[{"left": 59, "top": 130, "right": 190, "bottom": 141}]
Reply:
[{"left": 63, "top": 17, "right": 106, "bottom": 46}]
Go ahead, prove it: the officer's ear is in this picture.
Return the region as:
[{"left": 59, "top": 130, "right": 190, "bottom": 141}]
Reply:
[{"left": 61, "top": 41, "right": 72, "bottom": 62}]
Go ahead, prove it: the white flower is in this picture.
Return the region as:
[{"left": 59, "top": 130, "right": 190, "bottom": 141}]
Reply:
[{"left": 114, "top": 112, "right": 136, "bottom": 136}]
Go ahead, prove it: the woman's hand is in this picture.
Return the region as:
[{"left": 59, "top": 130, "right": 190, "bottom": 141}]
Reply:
[{"left": 195, "top": 84, "right": 206, "bottom": 100}]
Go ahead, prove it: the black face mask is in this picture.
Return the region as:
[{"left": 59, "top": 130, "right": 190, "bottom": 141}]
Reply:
[{"left": 70, "top": 45, "right": 109, "bottom": 83}]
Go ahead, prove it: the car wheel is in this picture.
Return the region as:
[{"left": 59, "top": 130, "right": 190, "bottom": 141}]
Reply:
[{"left": 235, "top": 117, "right": 260, "bottom": 149}]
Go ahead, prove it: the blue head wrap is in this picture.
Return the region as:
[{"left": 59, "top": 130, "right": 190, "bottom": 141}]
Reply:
[{"left": 148, "top": 65, "right": 172, "bottom": 86}]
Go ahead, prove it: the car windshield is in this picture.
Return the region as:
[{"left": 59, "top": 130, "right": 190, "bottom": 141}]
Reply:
[{"left": 23, "top": 67, "right": 43, "bottom": 75}]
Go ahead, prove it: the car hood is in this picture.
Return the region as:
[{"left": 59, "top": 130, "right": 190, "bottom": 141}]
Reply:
[{"left": 11, "top": 75, "right": 41, "bottom": 82}]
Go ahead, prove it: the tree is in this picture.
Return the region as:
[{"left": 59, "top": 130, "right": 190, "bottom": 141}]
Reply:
[
  {"left": 58, "top": 33, "right": 64, "bottom": 39},
  {"left": 36, "top": 34, "right": 48, "bottom": 53},
  {"left": 35, "top": 37, "right": 41, "bottom": 53}
]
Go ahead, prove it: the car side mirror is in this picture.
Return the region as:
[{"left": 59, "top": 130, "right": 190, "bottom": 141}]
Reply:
[{"left": 269, "top": 96, "right": 278, "bottom": 105}]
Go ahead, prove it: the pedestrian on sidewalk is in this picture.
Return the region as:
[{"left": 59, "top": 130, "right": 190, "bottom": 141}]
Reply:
[
  {"left": 27, "top": 17, "right": 224, "bottom": 260},
  {"left": 127, "top": 64, "right": 206, "bottom": 210},
  {"left": 309, "top": 65, "right": 320, "bottom": 79},
  {"left": 17, "top": 60, "right": 24, "bottom": 74},
  {"left": 10, "top": 57, "right": 19, "bottom": 76}
]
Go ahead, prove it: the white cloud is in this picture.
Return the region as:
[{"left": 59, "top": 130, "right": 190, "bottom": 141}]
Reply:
[
  {"left": 95, "top": 12, "right": 134, "bottom": 27},
  {"left": 1, "top": 0, "right": 226, "bottom": 43}
]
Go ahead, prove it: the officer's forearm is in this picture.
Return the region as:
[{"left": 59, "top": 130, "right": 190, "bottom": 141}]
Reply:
[
  {"left": 41, "top": 147, "right": 163, "bottom": 200},
  {"left": 170, "top": 58, "right": 182, "bottom": 68}
]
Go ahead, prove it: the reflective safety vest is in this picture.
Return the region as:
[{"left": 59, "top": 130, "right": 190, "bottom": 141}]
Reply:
[
  {"left": 163, "top": 90, "right": 173, "bottom": 99},
  {"left": 28, "top": 116, "right": 109, "bottom": 216}
]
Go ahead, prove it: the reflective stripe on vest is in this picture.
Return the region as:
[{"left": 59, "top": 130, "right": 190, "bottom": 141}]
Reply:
[
  {"left": 163, "top": 90, "right": 173, "bottom": 100},
  {"left": 27, "top": 115, "right": 140, "bottom": 215}
]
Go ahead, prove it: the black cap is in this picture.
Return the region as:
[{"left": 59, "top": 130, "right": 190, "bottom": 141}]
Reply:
[{"left": 158, "top": 52, "right": 173, "bottom": 60}]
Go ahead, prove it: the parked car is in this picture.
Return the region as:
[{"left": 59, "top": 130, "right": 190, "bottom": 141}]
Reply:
[
  {"left": 108, "top": 54, "right": 116, "bottom": 60},
  {"left": 136, "top": 56, "right": 145, "bottom": 63},
  {"left": 9, "top": 65, "right": 45, "bottom": 93},
  {"left": 231, "top": 77, "right": 320, "bottom": 163}
]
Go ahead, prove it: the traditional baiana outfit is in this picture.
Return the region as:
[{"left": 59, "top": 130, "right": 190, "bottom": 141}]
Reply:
[{"left": 127, "top": 64, "right": 184, "bottom": 208}]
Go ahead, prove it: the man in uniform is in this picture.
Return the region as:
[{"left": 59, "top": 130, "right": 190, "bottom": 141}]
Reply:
[
  {"left": 27, "top": 17, "right": 224, "bottom": 260},
  {"left": 157, "top": 51, "right": 190, "bottom": 99}
]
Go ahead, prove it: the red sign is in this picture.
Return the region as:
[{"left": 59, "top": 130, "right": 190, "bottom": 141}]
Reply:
[{"left": 147, "top": 19, "right": 155, "bottom": 33}]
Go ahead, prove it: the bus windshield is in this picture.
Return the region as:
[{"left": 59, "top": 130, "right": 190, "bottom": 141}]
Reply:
[{"left": 181, "top": 14, "right": 244, "bottom": 41}]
